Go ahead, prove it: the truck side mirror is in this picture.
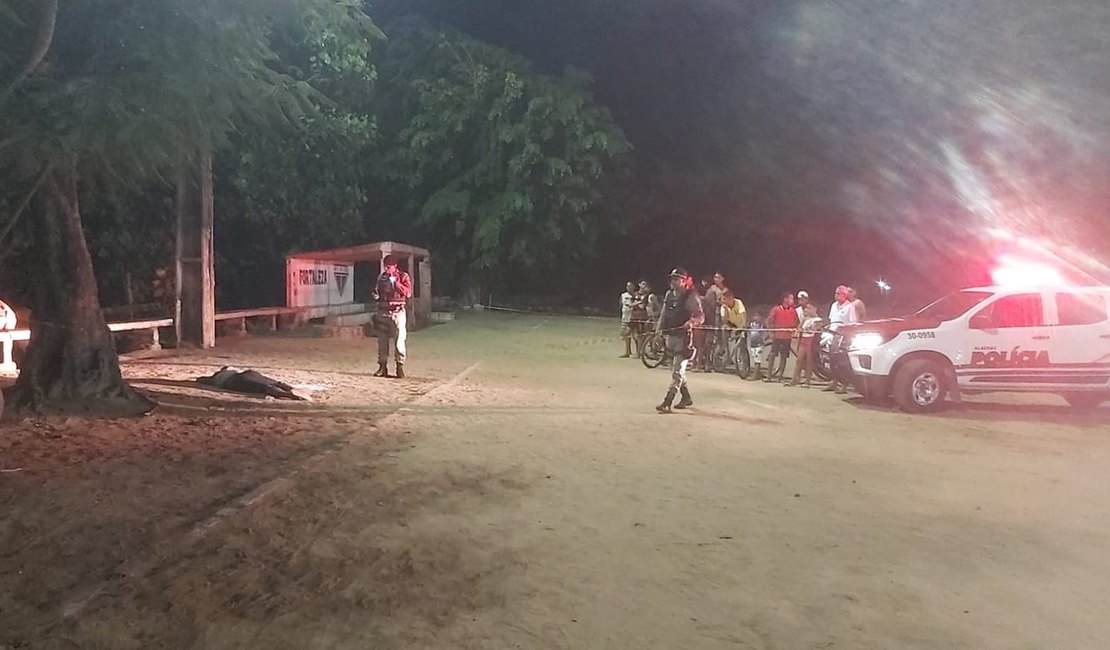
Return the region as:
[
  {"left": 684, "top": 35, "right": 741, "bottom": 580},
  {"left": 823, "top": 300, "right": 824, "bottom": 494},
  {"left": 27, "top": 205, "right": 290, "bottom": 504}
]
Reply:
[{"left": 969, "top": 312, "right": 993, "bottom": 330}]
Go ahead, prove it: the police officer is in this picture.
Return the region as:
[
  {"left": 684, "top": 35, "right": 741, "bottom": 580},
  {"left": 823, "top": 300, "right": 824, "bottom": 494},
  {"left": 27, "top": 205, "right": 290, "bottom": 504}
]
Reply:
[
  {"left": 655, "top": 267, "right": 705, "bottom": 413},
  {"left": 373, "top": 255, "right": 413, "bottom": 378}
]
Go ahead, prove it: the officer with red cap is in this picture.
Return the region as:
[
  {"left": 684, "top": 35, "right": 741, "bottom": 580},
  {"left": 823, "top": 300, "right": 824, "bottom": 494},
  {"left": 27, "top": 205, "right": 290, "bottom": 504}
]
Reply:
[
  {"left": 655, "top": 267, "right": 704, "bottom": 413},
  {"left": 372, "top": 255, "right": 413, "bottom": 378}
]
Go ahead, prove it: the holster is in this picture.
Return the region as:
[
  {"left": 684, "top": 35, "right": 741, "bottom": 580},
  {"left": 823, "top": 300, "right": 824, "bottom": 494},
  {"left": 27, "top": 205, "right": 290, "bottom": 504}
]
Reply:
[{"left": 371, "top": 312, "right": 394, "bottom": 333}]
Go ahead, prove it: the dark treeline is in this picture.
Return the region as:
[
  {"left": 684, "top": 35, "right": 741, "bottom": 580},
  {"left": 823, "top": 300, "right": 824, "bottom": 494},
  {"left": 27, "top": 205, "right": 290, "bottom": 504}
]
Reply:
[
  {"left": 378, "top": 0, "right": 1110, "bottom": 303},
  {"left": 1, "top": 3, "right": 629, "bottom": 315}
]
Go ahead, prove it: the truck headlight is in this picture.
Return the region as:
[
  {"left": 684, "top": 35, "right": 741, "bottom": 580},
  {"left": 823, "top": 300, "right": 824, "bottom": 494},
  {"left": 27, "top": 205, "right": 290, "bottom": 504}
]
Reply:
[{"left": 849, "top": 332, "right": 887, "bottom": 352}]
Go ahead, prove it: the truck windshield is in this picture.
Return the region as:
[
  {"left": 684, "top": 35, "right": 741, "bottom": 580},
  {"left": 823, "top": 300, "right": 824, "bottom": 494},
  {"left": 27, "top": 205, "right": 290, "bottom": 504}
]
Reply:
[{"left": 911, "top": 291, "right": 992, "bottom": 322}]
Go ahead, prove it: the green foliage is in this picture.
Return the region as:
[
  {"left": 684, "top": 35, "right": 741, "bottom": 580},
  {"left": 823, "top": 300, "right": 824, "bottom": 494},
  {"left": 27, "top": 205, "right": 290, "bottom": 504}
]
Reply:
[
  {"left": 372, "top": 22, "right": 629, "bottom": 294},
  {"left": 81, "top": 182, "right": 175, "bottom": 306},
  {"left": 216, "top": 19, "right": 628, "bottom": 302},
  {"left": 0, "top": 0, "right": 379, "bottom": 184},
  {"left": 0, "top": 0, "right": 381, "bottom": 306},
  {"left": 1, "top": 3, "right": 625, "bottom": 308},
  {"left": 213, "top": 5, "right": 382, "bottom": 306},
  {"left": 214, "top": 112, "right": 378, "bottom": 306}
]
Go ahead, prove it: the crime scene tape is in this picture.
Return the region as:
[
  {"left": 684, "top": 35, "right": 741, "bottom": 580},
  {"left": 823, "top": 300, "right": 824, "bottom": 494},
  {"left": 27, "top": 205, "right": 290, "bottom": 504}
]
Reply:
[{"left": 480, "top": 304, "right": 807, "bottom": 334}]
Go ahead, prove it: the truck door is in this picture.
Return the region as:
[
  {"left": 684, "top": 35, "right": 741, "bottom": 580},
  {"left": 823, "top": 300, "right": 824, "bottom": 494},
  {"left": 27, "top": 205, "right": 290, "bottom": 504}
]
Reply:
[
  {"left": 962, "top": 292, "right": 1053, "bottom": 391},
  {"left": 1045, "top": 290, "right": 1110, "bottom": 388}
]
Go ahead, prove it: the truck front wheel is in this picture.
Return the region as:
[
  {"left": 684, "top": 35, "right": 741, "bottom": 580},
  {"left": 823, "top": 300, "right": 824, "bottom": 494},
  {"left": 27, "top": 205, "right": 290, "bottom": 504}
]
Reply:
[{"left": 893, "top": 359, "right": 949, "bottom": 413}]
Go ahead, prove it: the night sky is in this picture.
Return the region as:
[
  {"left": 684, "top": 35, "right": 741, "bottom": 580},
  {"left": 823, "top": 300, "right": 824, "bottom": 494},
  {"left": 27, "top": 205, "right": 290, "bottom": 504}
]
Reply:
[{"left": 376, "top": 0, "right": 1110, "bottom": 304}]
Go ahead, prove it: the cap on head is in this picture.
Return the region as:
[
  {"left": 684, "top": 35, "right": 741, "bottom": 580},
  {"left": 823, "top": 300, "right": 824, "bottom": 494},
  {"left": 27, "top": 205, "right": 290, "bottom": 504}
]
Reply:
[
  {"left": 797, "top": 290, "right": 809, "bottom": 300},
  {"left": 669, "top": 267, "right": 689, "bottom": 279}
]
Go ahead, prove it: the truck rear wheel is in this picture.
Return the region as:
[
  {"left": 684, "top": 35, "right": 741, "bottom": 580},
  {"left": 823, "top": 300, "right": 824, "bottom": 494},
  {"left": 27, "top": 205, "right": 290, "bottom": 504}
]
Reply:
[{"left": 893, "top": 359, "right": 949, "bottom": 413}]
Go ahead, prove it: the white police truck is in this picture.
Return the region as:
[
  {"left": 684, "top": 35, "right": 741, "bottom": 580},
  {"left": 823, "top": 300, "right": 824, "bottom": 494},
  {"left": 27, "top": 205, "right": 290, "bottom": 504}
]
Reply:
[{"left": 828, "top": 286, "right": 1110, "bottom": 412}]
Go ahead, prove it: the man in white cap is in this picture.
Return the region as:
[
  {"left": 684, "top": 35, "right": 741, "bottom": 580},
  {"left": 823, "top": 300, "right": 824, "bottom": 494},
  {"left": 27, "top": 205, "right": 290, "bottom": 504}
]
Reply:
[
  {"left": 654, "top": 267, "right": 704, "bottom": 413},
  {"left": 824, "top": 285, "right": 859, "bottom": 394},
  {"left": 795, "top": 290, "right": 811, "bottom": 323},
  {"left": 788, "top": 291, "right": 822, "bottom": 387}
]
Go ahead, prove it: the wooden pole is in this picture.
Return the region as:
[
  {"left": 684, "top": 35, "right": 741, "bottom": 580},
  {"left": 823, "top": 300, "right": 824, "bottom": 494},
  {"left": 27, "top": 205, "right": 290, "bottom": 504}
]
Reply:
[
  {"left": 175, "top": 154, "right": 216, "bottom": 348},
  {"left": 124, "top": 270, "right": 134, "bottom": 318}
]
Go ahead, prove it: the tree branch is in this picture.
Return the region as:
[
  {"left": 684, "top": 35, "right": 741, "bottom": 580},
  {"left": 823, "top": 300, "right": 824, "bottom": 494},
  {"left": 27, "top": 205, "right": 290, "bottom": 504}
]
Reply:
[
  {"left": 1, "top": 0, "right": 58, "bottom": 102},
  {"left": 0, "top": 163, "right": 52, "bottom": 254}
]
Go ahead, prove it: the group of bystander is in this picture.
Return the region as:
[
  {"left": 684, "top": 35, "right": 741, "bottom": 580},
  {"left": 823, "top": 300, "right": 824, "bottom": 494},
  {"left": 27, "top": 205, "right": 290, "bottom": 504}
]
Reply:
[{"left": 618, "top": 270, "right": 869, "bottom": 409}]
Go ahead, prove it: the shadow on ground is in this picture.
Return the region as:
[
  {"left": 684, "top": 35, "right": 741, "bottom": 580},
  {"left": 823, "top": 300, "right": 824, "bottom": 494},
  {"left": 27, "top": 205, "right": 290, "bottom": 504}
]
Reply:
[{"left": 843, "top": 395, "right": 1110, "bottom": 427}]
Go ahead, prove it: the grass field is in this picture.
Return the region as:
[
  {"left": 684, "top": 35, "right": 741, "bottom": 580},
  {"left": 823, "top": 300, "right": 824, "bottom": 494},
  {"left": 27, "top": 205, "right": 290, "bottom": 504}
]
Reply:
[{"left": 2, "top": 311, "right": 1109, "bottom": 649}]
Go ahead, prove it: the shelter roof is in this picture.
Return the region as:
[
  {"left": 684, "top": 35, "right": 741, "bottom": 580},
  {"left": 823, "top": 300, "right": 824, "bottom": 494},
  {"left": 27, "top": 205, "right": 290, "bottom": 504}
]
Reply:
[{"left": 287, "top": 241, "right": 430, "bottom": 263}]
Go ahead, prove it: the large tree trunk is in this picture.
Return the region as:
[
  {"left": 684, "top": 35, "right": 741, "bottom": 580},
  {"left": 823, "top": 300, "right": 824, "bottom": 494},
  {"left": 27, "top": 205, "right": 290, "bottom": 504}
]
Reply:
[
  {"left": 0, "top": 0, "right": 58, "bottom": 103},
  {"left": 3, "top": 165, "right": 155, "bottom": 417}
]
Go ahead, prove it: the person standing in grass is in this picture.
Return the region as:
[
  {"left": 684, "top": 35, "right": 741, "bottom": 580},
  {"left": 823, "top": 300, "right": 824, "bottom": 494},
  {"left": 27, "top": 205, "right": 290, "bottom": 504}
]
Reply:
[
  {"left": 620, "top": 281, "right": 637, "bottom": 358},
  {"left": 824, "top": 285, "right": 859, "bottom": 394},
  {"left": 372, "top": 255, "right": 413, "bottom": 379},
  {"left": 763, "top": 292, "right": 799, "bottom": 383},
  {"left": 786, "top": 301, "right": 822, "bottom": 387},
  {"left": 849, "top": 287, "right": 868, "bottom": 322},
  {"left": 655, "top": 267, "right": 704, "bottom": 413}
]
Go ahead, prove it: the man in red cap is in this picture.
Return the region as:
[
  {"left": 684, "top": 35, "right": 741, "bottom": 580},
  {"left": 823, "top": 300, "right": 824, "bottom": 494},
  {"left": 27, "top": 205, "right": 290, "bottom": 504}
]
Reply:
[
  {"left": 372, "top": 255, "right": 413, "bottom": 378},
  {"left": 654, "top": 267, "right": 704, "bottom": 413}
]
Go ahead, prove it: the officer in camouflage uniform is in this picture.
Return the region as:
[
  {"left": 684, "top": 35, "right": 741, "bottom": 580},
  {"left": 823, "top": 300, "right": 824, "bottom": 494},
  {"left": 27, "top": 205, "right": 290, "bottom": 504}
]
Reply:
[
  {"left": 655, "top": 267, "right": 705, "bottom": 413},
  {"left": 372, "top": 255, "right": 413, "bottom": 379}
]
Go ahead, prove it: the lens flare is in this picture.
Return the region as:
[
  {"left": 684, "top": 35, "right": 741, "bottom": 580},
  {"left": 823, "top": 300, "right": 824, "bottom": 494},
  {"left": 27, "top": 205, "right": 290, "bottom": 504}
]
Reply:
[{"left": 990, "top": 259, "right": 1066, "bottom": 287}]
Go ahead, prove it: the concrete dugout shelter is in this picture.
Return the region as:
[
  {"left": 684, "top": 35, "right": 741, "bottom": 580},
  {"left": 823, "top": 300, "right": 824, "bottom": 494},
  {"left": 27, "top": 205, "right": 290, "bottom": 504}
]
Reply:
[{"left": 285, "top": 241, "right": 432, "bottom": 326}]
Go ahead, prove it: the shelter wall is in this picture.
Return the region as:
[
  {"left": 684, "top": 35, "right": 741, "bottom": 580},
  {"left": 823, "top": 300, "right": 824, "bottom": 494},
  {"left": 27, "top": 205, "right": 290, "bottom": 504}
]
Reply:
[
  {"left": 286, "top": 259, "right": 356, "bottom": 320},
  {"left": 286, "top": 241, "right": 432, "bottom": 326}
]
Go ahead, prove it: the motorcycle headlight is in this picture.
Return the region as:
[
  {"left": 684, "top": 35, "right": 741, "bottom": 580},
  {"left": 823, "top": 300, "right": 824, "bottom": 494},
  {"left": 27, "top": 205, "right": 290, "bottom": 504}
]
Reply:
[{"left": 849, "top": 332, "right": 887, "bottom": 352}]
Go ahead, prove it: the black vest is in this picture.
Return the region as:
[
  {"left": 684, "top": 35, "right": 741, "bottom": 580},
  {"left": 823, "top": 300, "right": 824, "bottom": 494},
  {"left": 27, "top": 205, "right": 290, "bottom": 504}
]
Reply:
[{"left": 660, "top": 288, "right": 692, "bottom": 330}]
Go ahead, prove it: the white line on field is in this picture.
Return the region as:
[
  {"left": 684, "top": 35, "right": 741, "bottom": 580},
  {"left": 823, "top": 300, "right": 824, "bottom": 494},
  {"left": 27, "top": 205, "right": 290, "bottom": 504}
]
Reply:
[{"left": 383, "top": 362, "right": 481, "bottom": 423}]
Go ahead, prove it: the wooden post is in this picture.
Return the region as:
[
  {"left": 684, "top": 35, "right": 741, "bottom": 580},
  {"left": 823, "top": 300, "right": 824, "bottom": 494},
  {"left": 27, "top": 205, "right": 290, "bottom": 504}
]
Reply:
[
  {"left": 124, "top": 271, "right": 134, "bottom": 313},
  {"left": 418, "top": 256, "right": 432, "bottom": 325},
  {"left": 175, "top": 154, "right": 216, "bottom": 348},
  {"left": 1, "top": 336, "right": 14, "bottom": 373}
]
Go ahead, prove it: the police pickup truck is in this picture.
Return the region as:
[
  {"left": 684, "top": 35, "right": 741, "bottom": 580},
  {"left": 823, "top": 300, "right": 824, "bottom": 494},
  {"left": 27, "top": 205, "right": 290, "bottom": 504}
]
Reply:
[{"left": 825, "top": 286, "right": 1110, "bottom": 412}]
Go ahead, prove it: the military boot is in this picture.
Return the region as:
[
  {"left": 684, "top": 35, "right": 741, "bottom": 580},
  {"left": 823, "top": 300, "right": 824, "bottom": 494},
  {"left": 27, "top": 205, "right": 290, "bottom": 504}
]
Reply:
[
  {"left": 656, "top": 388, "right": 677, "bottom": 414},
  {"left": 373, "top": 363, "right": 389, "bottom": 378},
  {"left": 395, "top": 363, "right": 405, "bottom": 379},
  {"left": 675, "top": 386, "right": 694, "bottom": 409}
]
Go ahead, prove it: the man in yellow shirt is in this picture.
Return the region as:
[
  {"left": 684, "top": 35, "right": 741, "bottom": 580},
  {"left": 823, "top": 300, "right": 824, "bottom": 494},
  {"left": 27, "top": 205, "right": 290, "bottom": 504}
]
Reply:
[
  {"left": 720, "top": 289, "right": 748, "bottom": 372},
  {"left": 721, "top": 289, "right": 747, "bottom": 330}
]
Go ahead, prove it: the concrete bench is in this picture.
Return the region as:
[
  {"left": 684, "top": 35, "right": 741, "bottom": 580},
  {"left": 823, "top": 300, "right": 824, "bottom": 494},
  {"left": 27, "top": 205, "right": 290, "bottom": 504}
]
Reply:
[
  {"left": 0, "top": 318, "right": 174, "bottom": 373},
  {"left": 214, "top": 307, "right": 307, "bottom": 336}
]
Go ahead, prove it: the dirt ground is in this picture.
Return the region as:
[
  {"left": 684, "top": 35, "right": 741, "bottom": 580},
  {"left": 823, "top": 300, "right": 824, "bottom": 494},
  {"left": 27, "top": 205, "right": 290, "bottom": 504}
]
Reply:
[{"left": 2, "top": 311, "right": 1110, "bottom": 649}]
